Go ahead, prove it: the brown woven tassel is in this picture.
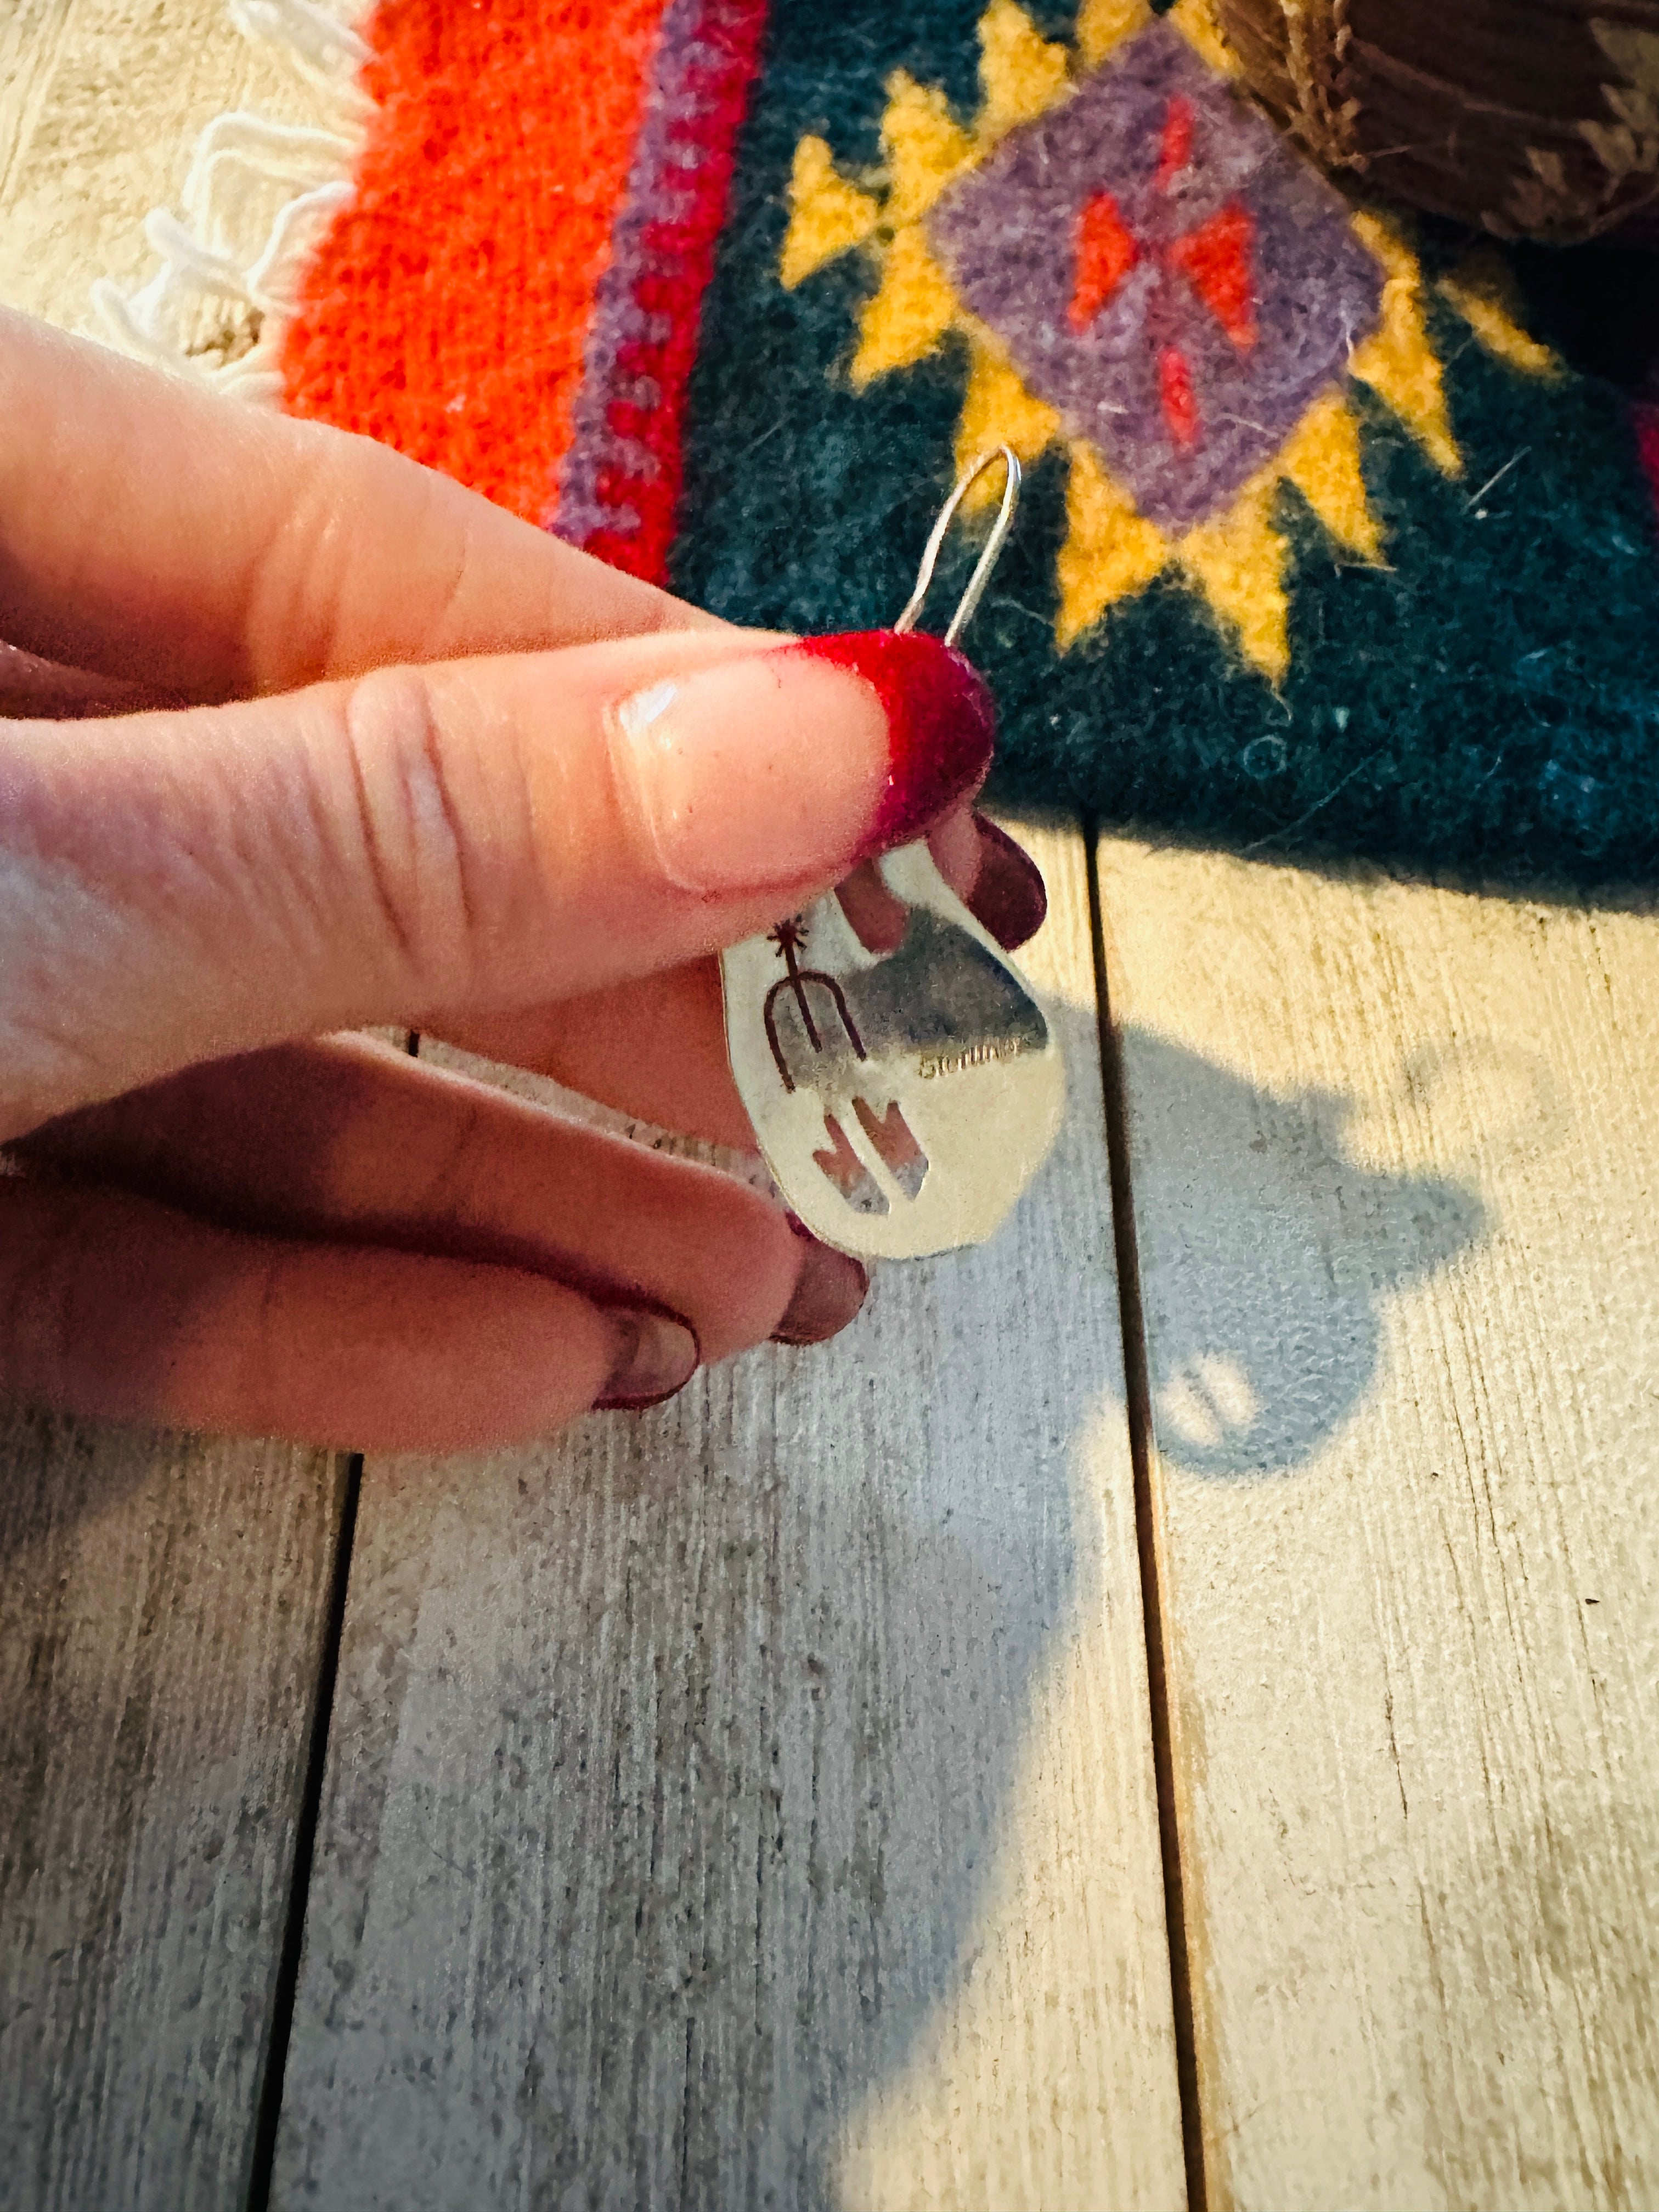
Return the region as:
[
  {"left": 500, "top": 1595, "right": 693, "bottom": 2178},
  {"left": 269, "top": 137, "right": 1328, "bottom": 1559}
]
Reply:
[{"left": 1216, "top": 0, "right": 1659, "bottom": 242}]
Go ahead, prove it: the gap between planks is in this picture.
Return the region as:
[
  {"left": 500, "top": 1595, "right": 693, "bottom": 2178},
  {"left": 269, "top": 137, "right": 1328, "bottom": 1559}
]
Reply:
[
  {"left": 1097, "top": 837, "right": 1659, "bottom": 2211},
  {"left": 1087, "top": 827, "right": 1211, "bottom": 2212},
  {"left": 261, "top": 820, "right": 1189, "bottom": 2210}
]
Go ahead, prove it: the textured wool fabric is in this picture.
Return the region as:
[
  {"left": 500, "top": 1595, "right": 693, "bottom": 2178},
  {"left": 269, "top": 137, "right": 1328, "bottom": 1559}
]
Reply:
[
  {"left": 279, "top": 0, "right": 765, "bottom": 557},
  {"left": 1640, "top": 405, "right": 1659, "bottom": 508},
  {"left": 669, "top": 0, "right": 1659, "bottom": 884},
  {"left": 280, "top": 0, "right": 670, "bottom": 521},
  {"left": 554, "top": 0, "right": 769, "bottom": 577},
  {"left": 928, "top": 28, "right": 1385, "bottom": 532},
  {"left": 273, "top": 0, "right": 1659, "bottom": 886}
]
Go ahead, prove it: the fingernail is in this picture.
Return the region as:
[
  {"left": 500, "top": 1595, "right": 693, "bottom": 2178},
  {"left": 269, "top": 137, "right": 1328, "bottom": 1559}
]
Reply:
[
  {"left": 772, "top": 1217, "right": 870, "bottom": 1346},
  {"left": 797, "top": 631, "right": 995, "bottom": 854},
  {"left": 611, "top": 631, "right": 994, "bottom": 896},
  {"left": 968, "top": 816, "right": 1048, "bottom": 950},
  {"left": 595, "top": 1308, "right": 700, "bottom": 1410},
  {"left": 928, "top": 802, "right": 985, "bottom": 895}
]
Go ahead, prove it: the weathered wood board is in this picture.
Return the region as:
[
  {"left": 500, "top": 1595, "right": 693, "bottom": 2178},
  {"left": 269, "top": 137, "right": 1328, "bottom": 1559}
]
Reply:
[
  {"left": 268, "top": 827, "right": 1188, "bottom": 2211},
  {"left": 0, "top": 1420, "right": 348, "bottom": 2211},
  {"left": 1098, "top": 838, "right": 1659, "bottom": 2211},
  {"left": 0, "top": 0, "right": 309, "bottom": 336},
  {"left": 1, "top": 9, "right": 354, "bottom": 2209}
]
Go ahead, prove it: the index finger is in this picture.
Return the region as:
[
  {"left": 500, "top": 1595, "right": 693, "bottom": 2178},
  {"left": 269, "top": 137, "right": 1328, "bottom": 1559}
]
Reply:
[{"left": 0, "top": 308, "right": 724, "bottom": 704}]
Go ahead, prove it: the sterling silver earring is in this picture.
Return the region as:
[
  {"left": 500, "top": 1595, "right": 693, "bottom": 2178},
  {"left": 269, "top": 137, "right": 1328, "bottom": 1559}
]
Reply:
[{"left": 720, "top": 449, "right": 1065, "bottom": 1261}]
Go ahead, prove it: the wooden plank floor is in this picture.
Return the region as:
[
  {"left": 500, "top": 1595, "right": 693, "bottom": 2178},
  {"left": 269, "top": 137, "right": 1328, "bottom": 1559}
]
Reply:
[
  {"left": 1098, "top": 840, "right": 1659, "bottom": 2211},
  {"left": 5, "top": 0, "right": 1659, "bottom": 2202},
  {"left": 0, "top": 0, "right": 307, "bottom": 334},
  {"left": 0, "top": 7, "right": 362, "bottom": 2209},
  {"left": 0, "top": 1423, "right": 350, "bottom": 2211},
  {"left": 265, "top": 828, "right": 1186, "bottom": 2210}
]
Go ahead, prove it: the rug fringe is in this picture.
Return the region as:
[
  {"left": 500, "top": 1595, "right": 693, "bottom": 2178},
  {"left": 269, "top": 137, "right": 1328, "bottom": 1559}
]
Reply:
[{"left": 91, "top": 0, "right": 370, "bottom": 398}]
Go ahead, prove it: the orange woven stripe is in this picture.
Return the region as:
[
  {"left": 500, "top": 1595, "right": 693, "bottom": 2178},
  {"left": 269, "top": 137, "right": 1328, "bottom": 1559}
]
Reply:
[{"left": 280, "top": 0, "right": 671, "bottom": 522}]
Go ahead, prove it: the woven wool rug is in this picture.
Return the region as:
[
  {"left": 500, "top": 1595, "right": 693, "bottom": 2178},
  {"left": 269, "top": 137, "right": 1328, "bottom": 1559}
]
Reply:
[{"left": 110, "top": 0, "right": 1659, "bottom": 886}]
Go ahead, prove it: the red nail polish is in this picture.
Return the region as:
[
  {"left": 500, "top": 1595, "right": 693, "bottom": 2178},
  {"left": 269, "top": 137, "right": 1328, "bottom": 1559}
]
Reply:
[
  {"left": 773, "top": 1214, "right": 870, "bottom": 1346},
  {"left": 968, "top": 816, "right": 1048, "bottom": 951},
  {"left": 591, "top": 1299, "right": 701, "bottom": 1412},
  {"left": 791, "top": 630, "right": 996, "bottom": 858}
]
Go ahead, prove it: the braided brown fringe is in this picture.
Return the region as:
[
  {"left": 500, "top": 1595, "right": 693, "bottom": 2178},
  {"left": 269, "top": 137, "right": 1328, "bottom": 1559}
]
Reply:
[
  {"left": 1216, "top": 0, "right": 1659, "bottom": 241},
  {"left": 1279, "top": 0, "right": 1363, "bottom": 173}
]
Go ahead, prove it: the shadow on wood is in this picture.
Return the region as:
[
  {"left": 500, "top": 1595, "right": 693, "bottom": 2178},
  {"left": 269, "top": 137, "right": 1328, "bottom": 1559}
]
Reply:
[
  {"left": 265, "top": 973, "right": 1491, "bottom": 2205},
  {"left": 267, "top": 995, "right": 1185, "bottom": 2209},
  {"left": 1121, "top": 1027, "right": 1489, "bottom": 1477}
]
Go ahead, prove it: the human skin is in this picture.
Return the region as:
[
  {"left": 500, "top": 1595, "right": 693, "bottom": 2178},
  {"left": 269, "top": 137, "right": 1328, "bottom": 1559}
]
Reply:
[{"left": 0, "top": 309, "right": 1047, "bottom": 1453}]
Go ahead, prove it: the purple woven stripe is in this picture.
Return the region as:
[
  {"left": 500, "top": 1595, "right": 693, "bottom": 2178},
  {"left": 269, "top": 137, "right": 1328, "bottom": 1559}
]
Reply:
[{"left": 554, "top": 0, "right": 720, "bottom": 544}]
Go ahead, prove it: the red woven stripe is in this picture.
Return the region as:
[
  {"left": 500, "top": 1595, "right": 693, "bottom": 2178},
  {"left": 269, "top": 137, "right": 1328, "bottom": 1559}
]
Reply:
[
  {"left": 577, "top": 0, "right": 770, "bottom": 582},
  {"left": 1638, "top": 403, "right": 1659, "bottom": 527},
  {"left": 278, "top": 0, "right": 672, "bottom": 523}
]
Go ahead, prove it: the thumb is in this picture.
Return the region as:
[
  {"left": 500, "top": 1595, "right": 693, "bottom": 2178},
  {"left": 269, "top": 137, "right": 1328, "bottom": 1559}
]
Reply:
[{"left": 0, "top": 628, "right": 992, "bottom": 1136}]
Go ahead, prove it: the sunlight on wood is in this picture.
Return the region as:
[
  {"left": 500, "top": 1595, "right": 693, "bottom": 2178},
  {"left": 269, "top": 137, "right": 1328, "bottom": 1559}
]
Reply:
[
  {"left": 833, "top": 1402, "right": 1184, "bottom": 2212},
  {"left": 273, "top": 825, "right": 1187, "bottom": 2205},
  {"left": 1099, "top": 836, "right": 1659, "bottom": 2210}
]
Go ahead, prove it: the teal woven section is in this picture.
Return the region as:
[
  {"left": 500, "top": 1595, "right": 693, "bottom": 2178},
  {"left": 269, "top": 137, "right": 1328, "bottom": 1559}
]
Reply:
[{"left": 671, "top": 0, "right": 1659, "bottom": 885}]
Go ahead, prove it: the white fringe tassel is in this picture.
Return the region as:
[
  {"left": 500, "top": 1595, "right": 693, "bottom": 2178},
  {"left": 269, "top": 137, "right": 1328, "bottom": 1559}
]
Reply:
[{"left": 92, "top": 0, "right": 373, "bottom": 399}]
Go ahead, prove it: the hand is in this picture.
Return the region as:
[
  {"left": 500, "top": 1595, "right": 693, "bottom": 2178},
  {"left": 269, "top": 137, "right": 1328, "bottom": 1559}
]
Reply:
[{"left": 0, "top": 310, "right": 1047, "bottom": 1452}]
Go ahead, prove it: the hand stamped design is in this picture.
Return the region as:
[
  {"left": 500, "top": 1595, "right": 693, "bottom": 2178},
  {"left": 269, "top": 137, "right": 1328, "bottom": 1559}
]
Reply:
[
  {"left": 724, "top": 845, "right": 1064, "bottom": 1260},
  {"left": 760, "top": 901, "right": 1049, "bottom": 1221}
]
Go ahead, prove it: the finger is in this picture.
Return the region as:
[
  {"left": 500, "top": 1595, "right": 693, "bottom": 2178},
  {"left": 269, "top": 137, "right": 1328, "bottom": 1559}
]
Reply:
[
  {"left": 431, "top": 814, "right": 1052, "bottom": 1147},
  {"left": 0, "top": 640, "right": 177, "bottom": 720},
  {"left": 965, "top": 815, "right": 1048, "bottom": 950},
  {"left": 19, "top": 1034, "right": 867, "bottom": 1361},
  {"left": 0, "top": 1172, "right": 699, "bottom": 1452},
  {"left": 0, "top": 627, "right": 992, "bottom": 1135},
  {"left": 839, "top": 809, "right": 1046, "bottom": 954},
  {"left": 429, "top": 961, "right": 749, "bottom": 1149},
  {"left": 0, "top": 306, "right": 724, "bottom": 703}
]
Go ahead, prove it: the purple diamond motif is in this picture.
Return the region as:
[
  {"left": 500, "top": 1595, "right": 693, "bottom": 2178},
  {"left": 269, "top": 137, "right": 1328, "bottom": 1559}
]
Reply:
[{"left": 927, "top": 25, "right": 1385, "bottom": 533}]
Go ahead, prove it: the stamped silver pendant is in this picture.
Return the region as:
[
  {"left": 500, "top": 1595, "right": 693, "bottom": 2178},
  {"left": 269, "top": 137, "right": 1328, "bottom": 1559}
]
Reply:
[{"left": 720, "top": 450, "right": 1065, "bottom": 1260}]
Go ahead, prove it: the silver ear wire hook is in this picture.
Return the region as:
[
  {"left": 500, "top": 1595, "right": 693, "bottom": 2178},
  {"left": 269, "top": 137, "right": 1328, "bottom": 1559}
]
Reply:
[{"left": 891, "top": 445, "right": 1022, "bottom": 649}]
